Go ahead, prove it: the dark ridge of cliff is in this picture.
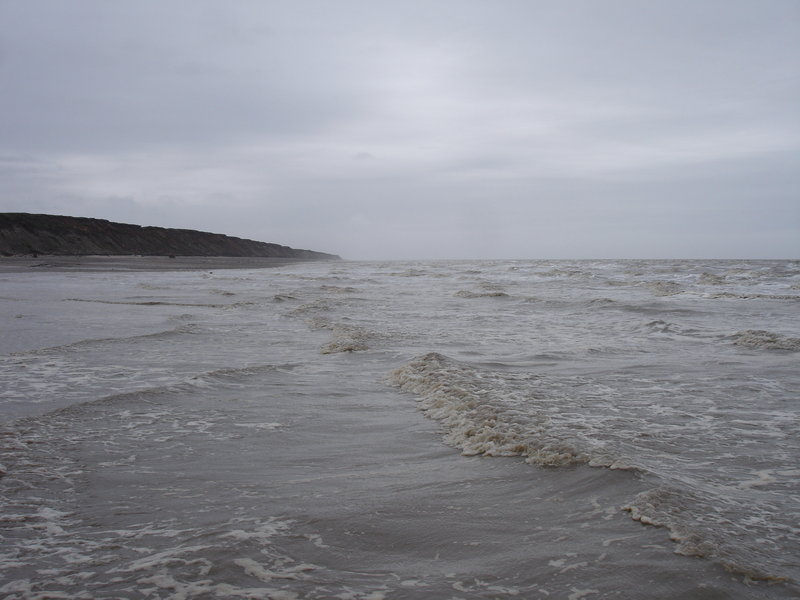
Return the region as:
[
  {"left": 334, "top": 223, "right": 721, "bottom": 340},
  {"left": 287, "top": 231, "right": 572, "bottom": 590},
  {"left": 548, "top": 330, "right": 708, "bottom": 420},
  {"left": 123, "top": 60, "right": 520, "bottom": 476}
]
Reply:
[{"left": 0, "top": 213, "right": 340, "bottom": 260}]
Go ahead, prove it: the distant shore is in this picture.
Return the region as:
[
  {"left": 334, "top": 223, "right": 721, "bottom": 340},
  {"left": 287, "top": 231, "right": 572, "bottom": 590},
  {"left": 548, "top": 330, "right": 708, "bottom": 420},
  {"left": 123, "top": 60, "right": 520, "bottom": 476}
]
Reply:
[{"left": 0, "top": 255, "right": 334, "bottom": 273}]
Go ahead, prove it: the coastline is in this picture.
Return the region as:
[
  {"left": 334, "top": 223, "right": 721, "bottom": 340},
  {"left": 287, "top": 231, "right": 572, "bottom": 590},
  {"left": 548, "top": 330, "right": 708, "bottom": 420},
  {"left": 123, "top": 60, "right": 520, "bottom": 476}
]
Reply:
[{"left": 0, "top": 255, "right": 337, "bottom": 273}]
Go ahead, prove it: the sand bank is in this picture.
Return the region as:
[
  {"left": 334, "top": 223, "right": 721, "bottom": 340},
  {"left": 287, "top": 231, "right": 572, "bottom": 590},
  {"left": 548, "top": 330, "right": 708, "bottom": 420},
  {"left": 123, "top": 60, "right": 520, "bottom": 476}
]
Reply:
[{"left": 0, "top": 255, "right": 332, "bottom": 273}]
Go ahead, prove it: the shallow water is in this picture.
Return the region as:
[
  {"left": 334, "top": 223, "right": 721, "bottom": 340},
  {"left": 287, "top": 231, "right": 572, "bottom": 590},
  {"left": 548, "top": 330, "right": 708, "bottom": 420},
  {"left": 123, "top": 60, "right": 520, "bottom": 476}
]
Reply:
[{"left": 1, "top": 259, "right": 798, "bottom": 599}]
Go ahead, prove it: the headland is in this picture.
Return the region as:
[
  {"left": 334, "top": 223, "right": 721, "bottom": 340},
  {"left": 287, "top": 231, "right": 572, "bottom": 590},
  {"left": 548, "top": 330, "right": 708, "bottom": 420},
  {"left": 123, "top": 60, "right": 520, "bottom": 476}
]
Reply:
[{"left": 0, "top": 213, "right": 339, "bottom": 271}]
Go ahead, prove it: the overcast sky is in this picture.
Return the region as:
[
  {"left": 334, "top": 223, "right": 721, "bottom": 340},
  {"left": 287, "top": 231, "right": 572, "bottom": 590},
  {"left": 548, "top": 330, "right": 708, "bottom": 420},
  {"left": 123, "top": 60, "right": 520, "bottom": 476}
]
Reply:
[{"left": 1, "top": 1, "right": 798, "bottom": 259}]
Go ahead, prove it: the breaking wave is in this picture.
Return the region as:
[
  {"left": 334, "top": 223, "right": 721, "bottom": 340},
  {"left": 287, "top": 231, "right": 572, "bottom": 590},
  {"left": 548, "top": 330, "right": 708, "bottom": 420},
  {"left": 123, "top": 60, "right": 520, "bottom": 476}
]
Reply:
[
  {"left": 732, "top": 330, "right": 800, "bottom": 351},
  {"left": 388, "top": 352, "right": 624, "bottom": 468},
  {"left": 306, "top": 317, "right": 372, "bottom": 354},
  {"left": 645, "top": 281, "right": 683, "bottom": 296},
  {"left": 623, "top": 486, "right": 796, "bottom": 583},
  {"left": 388, "top": 352, "right": 800, "bottom": 584},
  {"left": 697, "top": 272, "right": 727, "bottom": 285}
]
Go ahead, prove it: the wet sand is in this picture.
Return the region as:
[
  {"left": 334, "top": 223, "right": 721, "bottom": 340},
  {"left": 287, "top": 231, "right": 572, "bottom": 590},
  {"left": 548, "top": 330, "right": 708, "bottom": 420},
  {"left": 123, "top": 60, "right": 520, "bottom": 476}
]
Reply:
[{"left": 0, "top": 255, "right": 333, "bottom": 273}]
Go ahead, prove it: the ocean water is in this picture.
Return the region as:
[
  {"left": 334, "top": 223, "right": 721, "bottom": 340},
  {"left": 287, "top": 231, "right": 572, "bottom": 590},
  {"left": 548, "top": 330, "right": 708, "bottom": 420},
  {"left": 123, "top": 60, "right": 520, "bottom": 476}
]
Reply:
[{"left": 0, "top": 259, "right": 798, "bottom": 599}]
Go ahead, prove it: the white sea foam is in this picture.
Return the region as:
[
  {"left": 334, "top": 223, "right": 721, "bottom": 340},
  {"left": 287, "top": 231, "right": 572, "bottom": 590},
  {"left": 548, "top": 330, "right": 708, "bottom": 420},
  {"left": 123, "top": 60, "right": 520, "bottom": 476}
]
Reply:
[
  {"left": 697, "top": 272, "right": 727, "bottom": 285},
  {"left": 306, "top": 317, "right": 372, "bottom": 354},
  {"left": 622, "top": 485, "right": 795, "bottom": 583},
  {"left": 732, "top": 330, "right": 800, "bottom": 351},
  {"left": 389, "top": 348, "right": 800, "bottom": 584},
  {"left": 645, "top": 280, "right": 683, "bottom": 296},
  {"left": 388, "top": 352, "right": 615, "bottom": 467}
]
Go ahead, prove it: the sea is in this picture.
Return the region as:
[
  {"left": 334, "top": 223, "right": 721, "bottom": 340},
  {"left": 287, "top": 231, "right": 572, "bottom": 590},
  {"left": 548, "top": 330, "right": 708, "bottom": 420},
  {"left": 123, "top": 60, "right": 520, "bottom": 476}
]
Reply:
[{"left": 0, "top": 258, "right": 798, "bottom": 600}]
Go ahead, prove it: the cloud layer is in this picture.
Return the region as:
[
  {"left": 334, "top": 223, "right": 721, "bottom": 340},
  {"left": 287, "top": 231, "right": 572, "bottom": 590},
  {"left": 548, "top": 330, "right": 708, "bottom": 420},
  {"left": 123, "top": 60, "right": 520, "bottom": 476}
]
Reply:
[{"left": 2, "top": 0, "right": 798, "bottom": 258}]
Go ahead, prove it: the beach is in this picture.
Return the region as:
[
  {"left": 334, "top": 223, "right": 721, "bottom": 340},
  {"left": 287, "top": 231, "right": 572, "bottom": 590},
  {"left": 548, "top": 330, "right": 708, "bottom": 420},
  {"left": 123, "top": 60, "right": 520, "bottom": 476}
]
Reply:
[{"left": 0, "top": 255, "right": 328, "bottom": 273}]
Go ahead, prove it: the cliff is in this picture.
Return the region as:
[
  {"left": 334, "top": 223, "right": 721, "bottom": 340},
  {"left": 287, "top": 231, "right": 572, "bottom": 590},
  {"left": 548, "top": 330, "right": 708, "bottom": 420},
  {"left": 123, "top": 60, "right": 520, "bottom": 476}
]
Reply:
[{"left": 0, "top": 213, "right": 340, "bottom": 260}]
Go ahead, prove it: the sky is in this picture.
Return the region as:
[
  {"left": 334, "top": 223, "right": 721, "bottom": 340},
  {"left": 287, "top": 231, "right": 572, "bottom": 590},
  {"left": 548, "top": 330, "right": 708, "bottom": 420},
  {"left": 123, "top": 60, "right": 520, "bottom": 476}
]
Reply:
[{"left": 1, "top": 0, "right": 798, "bottom": 259}]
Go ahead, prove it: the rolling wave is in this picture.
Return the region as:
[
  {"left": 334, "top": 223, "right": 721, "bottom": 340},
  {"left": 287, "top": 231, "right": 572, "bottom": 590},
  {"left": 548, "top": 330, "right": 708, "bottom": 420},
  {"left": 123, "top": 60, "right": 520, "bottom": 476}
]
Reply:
[
  {"left": 9, "top": 323, "right": 201, "bottom": 357},
  {"left": 388, "top": 351, "right": 800, "bottom": 584},
  {"left": 732, "top": 330, "right": 800, "bottom": 351}
]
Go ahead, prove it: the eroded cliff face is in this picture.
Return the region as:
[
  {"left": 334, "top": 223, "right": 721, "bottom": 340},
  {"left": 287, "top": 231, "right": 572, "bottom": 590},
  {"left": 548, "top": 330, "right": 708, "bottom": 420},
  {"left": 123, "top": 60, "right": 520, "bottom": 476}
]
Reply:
[{"left": 0, "top": 213, "right": 340, "bottom": 259}]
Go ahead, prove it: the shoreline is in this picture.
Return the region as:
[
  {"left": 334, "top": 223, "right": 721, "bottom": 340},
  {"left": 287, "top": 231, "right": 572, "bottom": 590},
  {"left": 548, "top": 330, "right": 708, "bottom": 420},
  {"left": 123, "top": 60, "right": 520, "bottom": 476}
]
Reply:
[{"left": 0, "top": 255, "right": 337, "bottom": 273}]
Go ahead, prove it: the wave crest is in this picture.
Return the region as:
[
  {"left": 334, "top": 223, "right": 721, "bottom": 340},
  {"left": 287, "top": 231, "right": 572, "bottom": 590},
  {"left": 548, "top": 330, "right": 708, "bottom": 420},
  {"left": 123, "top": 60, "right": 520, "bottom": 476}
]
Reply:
[
  {"left": 733, "top": 330, "right": 800, "bottom": 351},
  {"left": 454, "top": 290, "right": 510, "bottom": 299},
  {"left": 645, "top": 281, "right": 682, "bottom": 296},
  {"left": 388, "top": 353, "right": 619, "bottom": 467},
  {"left": 307, "top": 317, "right": 371, "bottom": 354},
  {"left": 623, "top": 487, "right": 792, "bottom": 583},
  {"left": 389, "top": 352, "right": 800, "bottom": 584}
]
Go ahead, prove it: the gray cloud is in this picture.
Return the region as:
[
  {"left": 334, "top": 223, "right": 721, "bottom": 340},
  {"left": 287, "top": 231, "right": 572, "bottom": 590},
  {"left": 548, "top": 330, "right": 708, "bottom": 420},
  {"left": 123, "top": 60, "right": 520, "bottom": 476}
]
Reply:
[{"left": 1, "top": 0, "right": 797, "bottom": 258}]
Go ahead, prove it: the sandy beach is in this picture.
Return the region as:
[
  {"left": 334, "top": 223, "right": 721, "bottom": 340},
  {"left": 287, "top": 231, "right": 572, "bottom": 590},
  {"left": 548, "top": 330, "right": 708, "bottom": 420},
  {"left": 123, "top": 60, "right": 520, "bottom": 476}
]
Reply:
[{"left": 0, "top": 255, "right": 333, "bottom": 273}]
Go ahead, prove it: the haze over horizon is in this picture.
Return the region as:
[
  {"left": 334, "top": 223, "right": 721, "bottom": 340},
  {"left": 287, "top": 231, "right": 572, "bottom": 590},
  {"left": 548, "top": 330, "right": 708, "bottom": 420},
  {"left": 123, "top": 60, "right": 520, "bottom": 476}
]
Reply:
[{"left": 1, "top": 1, "right": 798, "bottom": 260}]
